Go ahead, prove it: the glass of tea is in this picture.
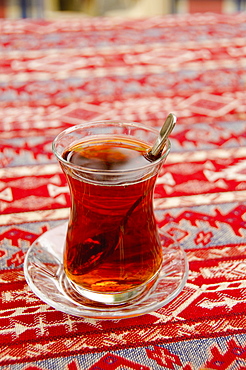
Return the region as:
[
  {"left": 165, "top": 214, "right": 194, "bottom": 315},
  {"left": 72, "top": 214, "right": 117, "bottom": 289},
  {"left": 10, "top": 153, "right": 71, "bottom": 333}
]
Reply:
[{"left": 52, "top": 121, "right": 171, "bottom": 305}]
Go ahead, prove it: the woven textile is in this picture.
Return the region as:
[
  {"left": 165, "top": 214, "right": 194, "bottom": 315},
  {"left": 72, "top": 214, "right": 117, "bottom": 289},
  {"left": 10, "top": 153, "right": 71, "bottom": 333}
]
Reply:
[{"left": 1, "top": 12, "right": 246, "bottom": 369}]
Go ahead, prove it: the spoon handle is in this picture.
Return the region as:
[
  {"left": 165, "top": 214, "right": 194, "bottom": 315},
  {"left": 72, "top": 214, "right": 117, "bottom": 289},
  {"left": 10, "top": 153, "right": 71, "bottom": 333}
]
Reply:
[{"left": 149, "top": 113, "right": 176, "bottom": 157}]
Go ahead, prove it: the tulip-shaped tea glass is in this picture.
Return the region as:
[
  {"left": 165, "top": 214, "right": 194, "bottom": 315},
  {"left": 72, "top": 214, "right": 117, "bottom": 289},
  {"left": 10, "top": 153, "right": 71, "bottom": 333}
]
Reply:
[{"left": 52, "top": 120, "right": 172, "bottom": 305}]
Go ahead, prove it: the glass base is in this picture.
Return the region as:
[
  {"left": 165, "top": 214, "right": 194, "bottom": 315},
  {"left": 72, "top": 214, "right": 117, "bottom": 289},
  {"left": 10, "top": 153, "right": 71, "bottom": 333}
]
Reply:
[
  {"left": 24, "top": 222, "right": 189, "bottom": 319},
  {"left": 64, "top": 265, "right": 161, "bottom": 305}
]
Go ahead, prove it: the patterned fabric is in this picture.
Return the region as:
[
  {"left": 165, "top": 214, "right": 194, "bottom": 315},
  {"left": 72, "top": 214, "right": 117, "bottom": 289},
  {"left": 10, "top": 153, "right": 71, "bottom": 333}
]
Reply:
[{"left": 1, "top": 12, "right": 246, "bottom": 369}]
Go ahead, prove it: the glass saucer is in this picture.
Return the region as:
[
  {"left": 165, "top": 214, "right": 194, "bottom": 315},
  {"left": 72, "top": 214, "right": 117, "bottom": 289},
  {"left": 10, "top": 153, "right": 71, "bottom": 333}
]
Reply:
[{"left": 24, "top": 223, "right": 189, "bottom": 319}]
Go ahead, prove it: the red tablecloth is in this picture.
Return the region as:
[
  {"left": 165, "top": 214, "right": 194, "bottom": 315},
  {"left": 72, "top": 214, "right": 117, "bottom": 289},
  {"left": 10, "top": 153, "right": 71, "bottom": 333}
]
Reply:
[{"left": 1, "top": 12, "right": 246, "bottom": 369}]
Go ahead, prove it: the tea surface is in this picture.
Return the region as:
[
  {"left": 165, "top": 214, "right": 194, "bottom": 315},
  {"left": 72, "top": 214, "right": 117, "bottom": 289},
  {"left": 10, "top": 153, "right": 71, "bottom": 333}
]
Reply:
[{"left": 63, "top": 136, "right": 151, "bottom": 171}]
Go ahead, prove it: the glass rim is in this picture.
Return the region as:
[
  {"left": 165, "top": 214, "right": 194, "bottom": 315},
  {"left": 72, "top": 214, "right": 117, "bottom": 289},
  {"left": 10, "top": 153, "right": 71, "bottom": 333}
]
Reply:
[{"left": 52, "top": 120, "right": 171, "bottom": 175}]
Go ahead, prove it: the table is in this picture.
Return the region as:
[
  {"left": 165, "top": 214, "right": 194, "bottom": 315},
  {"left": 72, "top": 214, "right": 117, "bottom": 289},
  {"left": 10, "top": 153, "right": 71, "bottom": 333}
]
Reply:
[{"left": 1, "top": 12, "right": 246, "bottom": 369}]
